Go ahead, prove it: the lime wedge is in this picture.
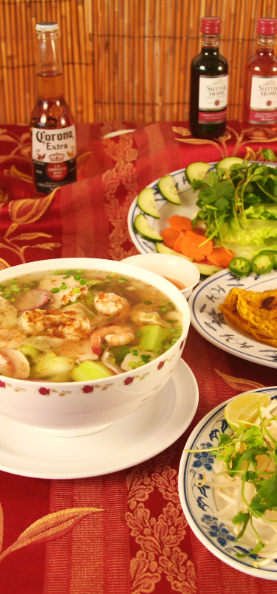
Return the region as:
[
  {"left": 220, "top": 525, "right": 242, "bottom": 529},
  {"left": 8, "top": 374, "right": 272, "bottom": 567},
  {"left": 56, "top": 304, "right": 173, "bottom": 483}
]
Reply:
[{"left": 224, "top": 392, "right": 270, "bottom": 430}]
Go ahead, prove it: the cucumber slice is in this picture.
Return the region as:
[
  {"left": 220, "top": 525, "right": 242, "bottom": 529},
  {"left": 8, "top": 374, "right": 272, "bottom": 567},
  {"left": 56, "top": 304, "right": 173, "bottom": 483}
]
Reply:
[
  {"left": 156, "top": 242, "right": 193, "bottom": 261},
  {"left": 137, "top": 187, "right": 160, "bottom": 218},
  {"left": 158, "top": 175, "right": 181, "bottom": 205},
  {"left": 216, "top": 157, "right": 244, "bottom": 173},
  {"left": 134, "top": 214, "right": 163, "bottom": 242},
  {"left": 185, "top": 162, "right": 210, "bottom": 184},
  {"left": 194, "top": 262, "right": 223, "bottom": 276}
]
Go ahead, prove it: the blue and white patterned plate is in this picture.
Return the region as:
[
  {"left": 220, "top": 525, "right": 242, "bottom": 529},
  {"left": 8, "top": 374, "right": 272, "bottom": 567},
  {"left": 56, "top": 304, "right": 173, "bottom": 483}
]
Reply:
[
  {"left": 178, "top": 387, "right": 277, "bottom": 580},
  {"left": 188, "top": 268, "right": 277, "bottom": 368},
  {"left": 127, "top": 167, "right": 200, "bottom": 255}
]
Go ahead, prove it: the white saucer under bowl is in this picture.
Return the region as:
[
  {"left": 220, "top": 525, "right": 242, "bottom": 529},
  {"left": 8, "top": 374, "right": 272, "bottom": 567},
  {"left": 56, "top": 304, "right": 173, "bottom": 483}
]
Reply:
[{"left": 0, "top": 359, "right": 198, "bottom": 480}]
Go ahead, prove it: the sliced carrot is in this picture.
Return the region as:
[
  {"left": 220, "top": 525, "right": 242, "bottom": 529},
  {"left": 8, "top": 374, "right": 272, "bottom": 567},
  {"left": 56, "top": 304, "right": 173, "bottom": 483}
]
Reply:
[
  {"left": 161, "top": 227, "right": 181, "bottom": 249},
  {"left": 168, "top": 215, "right": 193, "bottom": 232},
  {"left": 207, "top": 247, "right": 234, "bottom": 268},
  {"left": 173, "top": 231, "right": 186, "bottom": 252},
  {"left": 180, "top": 231, "right": 213, "bottom": 262}
]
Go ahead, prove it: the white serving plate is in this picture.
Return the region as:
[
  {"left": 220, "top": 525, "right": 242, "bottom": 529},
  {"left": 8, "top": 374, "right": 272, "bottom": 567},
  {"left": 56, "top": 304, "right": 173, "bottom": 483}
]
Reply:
[{"left": 0, "top": 359, "right": 198, "bottom": 479}]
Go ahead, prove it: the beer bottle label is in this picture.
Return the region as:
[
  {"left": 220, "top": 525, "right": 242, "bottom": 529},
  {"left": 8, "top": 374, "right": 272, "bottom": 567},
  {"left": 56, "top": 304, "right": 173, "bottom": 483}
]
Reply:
[{"left": 32, "top": 124, "right": 77, "bottom": 193}]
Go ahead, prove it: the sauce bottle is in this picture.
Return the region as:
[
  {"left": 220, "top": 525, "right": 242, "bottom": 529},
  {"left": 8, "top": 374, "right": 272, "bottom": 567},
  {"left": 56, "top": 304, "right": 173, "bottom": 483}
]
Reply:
[
  {"left": 30, "top": 22, "right": 77, "bottom": 196},
  {"left": 242, "top": 18, "right": 277, "bottom": 139},
  {"left": 189, "top": 17, "right": 228, "bottom": 139}
]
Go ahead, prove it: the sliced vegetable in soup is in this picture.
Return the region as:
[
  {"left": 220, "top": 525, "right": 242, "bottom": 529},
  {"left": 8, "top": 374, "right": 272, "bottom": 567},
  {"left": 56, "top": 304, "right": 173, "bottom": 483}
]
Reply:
[{"left": 0, "top": 269, "right": 182, "bottom": 382}]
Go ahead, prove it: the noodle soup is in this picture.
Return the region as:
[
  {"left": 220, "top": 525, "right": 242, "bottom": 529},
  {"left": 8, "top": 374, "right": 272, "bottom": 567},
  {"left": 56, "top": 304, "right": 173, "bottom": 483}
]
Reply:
[{"left": 0, "top": 268, "right": 183, "bottom": 382}]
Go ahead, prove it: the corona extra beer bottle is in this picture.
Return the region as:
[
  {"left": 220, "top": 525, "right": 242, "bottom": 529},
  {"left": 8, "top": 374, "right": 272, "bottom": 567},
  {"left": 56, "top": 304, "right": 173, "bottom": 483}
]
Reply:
[{"left": 30, "top": 22, "right": 77, "bottom": 195}]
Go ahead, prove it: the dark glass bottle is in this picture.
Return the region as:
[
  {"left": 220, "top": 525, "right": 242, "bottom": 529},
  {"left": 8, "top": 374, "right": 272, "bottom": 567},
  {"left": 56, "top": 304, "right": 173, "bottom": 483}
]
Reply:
[
  {"left": 189, "top": 17, "right": 228, "bottom": 139},
  {"left": 242, "top": 18, "right": 277, "bottom": 139},
  {"left": 30, "top": 22, "right": 77, "bottom": 196}
]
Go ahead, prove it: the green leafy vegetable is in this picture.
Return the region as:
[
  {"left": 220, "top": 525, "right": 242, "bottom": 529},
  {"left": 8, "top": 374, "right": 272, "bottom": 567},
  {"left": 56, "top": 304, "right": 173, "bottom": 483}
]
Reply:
[{"left": 192, "top": 162, "right": 277, "bottom": 255}]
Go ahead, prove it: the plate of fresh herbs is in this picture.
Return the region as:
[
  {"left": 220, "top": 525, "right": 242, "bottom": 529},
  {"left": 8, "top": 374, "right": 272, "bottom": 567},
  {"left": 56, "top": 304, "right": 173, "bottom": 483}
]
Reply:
[
  {"left": 128, "top": 158, "right": 277, "bottom": 277},
  {"left": 178, "top": 388, "right": 277, "bottom": 579}
]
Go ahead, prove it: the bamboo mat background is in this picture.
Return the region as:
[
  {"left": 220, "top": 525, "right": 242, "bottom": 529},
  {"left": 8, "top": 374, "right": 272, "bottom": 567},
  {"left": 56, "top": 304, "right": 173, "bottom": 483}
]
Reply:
[{"left": 0, "top": 0, "right": 277, "bottom": 124}]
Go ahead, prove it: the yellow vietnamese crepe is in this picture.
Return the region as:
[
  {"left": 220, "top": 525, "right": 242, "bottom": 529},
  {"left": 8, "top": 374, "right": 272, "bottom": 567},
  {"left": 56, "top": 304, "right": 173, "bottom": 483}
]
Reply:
[{"left": 219, "top": 287, "right": 277, "bottom": 347}]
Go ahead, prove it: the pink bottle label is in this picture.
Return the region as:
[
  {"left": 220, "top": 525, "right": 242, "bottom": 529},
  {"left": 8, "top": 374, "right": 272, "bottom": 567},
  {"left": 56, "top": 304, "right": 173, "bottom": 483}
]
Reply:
[
  {"left": 249, "top": 76, "right": 277, "bottom": 123},
  {"left": 249, "top": 109, "right": 277, "bottom": 124}
]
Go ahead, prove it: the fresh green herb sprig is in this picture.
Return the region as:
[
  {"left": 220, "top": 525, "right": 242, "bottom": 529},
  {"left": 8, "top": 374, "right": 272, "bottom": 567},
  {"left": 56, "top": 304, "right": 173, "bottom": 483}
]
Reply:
[{"left": 192, "top": 162, "right": 277, "bottom": 245}]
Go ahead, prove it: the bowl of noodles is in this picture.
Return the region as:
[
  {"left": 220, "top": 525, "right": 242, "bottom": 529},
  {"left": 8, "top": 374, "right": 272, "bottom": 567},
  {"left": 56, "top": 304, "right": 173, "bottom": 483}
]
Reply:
[
  {"left": 178, "top": 388, "right": 277, "bottom": 580},
  {"left": 0, "top": 258, "right": 190, "bottom": 436}
]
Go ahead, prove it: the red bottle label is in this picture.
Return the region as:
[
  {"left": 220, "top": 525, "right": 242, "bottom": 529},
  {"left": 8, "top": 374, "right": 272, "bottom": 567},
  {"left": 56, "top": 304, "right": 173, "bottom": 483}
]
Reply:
[{"left": 198, "top": 109, "right": 227, "bottom": 123}]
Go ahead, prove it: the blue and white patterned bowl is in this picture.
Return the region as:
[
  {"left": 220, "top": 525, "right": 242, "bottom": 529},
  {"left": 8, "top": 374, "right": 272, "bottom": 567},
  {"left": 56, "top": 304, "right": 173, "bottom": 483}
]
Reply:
[{"left": 178, "top": 387, "right": 277, "bottom": 580}]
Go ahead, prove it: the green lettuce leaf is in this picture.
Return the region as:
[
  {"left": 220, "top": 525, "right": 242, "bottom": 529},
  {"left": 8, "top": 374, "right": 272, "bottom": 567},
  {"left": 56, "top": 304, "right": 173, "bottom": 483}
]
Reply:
[
  {"left": 220, "top": 217, "right": 277, "bottom": 246},
  {"left": 244, "top": 204, "right": 277, "bottom": 220}
]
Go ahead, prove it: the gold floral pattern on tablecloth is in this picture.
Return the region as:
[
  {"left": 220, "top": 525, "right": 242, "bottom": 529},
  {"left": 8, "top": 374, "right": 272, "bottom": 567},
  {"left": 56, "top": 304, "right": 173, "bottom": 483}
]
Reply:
[
  {"left": 126, "top": 450, "right": 197, "bottom": 594},
  {"left": 101, "top": 129, "right": 140, "bottom": 261},
  {"left": 173, "top": 125, "right": 277, "bottom": 160},
  {"left": 0, "top": 189, "right": 60, "bottom": 265}
]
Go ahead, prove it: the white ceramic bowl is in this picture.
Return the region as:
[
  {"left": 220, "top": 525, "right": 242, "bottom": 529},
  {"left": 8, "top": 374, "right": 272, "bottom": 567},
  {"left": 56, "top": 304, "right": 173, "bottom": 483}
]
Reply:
[
  {"left": 122, "top": 253, "right": 200, "bottom": 299},
  {"left": 178, "top": 387, "right": 277, "bottom": 580},
  {"left": 0, "top": 258, "right": 190, "bottom": 436}
]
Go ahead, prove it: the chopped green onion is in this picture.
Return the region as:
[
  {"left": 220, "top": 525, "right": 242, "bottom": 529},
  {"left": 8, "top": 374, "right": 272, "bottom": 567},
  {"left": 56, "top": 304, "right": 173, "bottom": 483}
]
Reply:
[
  {"left": 51, "top": 287, "right": 60, "bottom": 293},
  {"left": 72, "top": 287, "right": 81, "bottom": 294},
  {"left": 144, "top": 300, "right": 152, "bottom": 305}
]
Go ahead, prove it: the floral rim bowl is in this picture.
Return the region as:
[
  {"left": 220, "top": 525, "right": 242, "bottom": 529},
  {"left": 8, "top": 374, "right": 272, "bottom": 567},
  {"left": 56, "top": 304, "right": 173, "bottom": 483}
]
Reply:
[
  {"left": 0, "top": 258, "right": 190, "bottom": 436},
  {"left": 178, "top": 388, "right": 277, "bottom": 580}
]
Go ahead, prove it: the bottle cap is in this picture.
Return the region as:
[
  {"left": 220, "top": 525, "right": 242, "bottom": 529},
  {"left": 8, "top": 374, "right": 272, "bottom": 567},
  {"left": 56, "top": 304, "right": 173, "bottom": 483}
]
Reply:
[
  {"left": 257, "top": 18, "right": 277, "bottom": 35},
  {"left": 201, "top": 17, "right": 221, "bottom": 34},
  {"left": 36, "top": 22, "right": 59, "bottom": 33}
]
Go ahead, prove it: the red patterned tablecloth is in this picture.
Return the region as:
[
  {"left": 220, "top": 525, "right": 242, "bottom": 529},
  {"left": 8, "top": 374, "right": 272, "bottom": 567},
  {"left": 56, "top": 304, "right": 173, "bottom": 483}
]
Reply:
[{"left": 0, "top": 121, "right": 277, "bottom": 594}]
